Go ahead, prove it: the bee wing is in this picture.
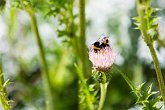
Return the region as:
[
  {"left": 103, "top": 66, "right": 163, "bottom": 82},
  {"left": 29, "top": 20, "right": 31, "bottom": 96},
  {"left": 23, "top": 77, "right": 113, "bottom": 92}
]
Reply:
[
  {"left": 98, "top": 34, "right": 106, "bottom": 41},
  {"left": 98, "top": 34, "right": 109, "bottom": 44}
]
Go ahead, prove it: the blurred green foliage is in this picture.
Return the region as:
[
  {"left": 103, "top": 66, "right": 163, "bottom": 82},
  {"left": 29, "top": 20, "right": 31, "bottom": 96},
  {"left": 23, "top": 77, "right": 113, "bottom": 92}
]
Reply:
[
  {"left": 0, "top": 0, "right": 165, "bottom": 110},
  {"left": 0, "top": 0, "right": 5, "bottom": 12}
]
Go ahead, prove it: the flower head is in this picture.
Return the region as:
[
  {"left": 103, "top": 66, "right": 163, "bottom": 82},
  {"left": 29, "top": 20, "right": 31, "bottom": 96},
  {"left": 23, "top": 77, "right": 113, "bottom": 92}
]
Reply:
[{"left": 89, "top": 38, "right": 115, "bottom": 72}]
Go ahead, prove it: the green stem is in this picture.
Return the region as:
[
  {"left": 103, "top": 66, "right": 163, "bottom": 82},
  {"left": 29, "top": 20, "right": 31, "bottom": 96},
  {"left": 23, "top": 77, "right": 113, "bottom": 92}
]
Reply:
[
  {"left": 136, "top": 0, "right": 165, "bottom": 104},
  {"left": 98, "top": 83, "right": 108, "bottom": 110},
  {"left": 137, "top": 1, "right": 152, "bottom": 45},
  {"left": 78, "top": 0, "right": 93, "bottom": 109},
  {"left": 148, "top": 44, "right": 165, "bottom": 103},
  {"left": 23, "top": 8, "right": 54, "bottom": 110},
  {"left": 0, "top": 58, "right": 10, "bottom": 110},
  {"left": 79, "top": 0, "right": 87, "bottom": 76}
]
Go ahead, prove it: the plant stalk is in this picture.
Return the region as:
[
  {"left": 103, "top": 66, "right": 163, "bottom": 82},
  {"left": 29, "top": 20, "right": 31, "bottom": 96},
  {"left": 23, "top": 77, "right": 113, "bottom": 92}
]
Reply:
[
  {"left": 148, "top": 44, "right": 165, "bottom": 103},
  {"left": 79, "top": 0, "right": 87, "bottom": 76},
  {"left": 137, "top": 0, "right": 165, "bottom": 104},
  {"left": 26, "top": 8, "right": 54, "bottom": 110},
  {"left": 78, "top": 0, "right": 93, "bottom": 109},
  {"left": 98, "top": 82, "right": 108, "bottom": 110}
]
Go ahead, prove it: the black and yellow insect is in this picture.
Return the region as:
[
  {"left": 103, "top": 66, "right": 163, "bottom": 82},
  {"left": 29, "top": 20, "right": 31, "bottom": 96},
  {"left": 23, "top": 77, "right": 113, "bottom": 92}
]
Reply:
[{"left": 91, "top": 36, "right": 109, "bottom": 53}]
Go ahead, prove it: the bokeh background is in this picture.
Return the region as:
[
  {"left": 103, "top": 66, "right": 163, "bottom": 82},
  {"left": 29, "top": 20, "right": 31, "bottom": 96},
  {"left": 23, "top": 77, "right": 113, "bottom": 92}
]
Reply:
[{"left": 0, "top": 0, "right": 165, "bottom": 110}]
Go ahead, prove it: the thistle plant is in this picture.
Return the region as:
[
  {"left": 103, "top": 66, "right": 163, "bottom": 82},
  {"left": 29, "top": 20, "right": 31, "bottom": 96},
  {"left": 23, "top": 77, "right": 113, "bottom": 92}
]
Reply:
[
  {"left": 0, "top": 2, "right": 10, "bottom": 109},
  {"left": 0, "top": 58, "right": 11, "bottom": 110},
  {"left": 134, "top": 0, "right": 165, "bottom": 105},
  {"left": 76, "top": 64, "right": 96, "bottom": 110},
  {"left": 116, "top": 68, "right": 163, "bottom": 110},
  {"left": 88, "top": 35, "right": 115, "bottom": 110}
]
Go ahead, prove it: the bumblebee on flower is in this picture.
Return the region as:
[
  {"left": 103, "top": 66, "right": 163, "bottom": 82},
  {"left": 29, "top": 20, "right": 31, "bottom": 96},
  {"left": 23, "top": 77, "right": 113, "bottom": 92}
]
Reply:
[{"left": 88, "top": 34, "right": 115, "bottom": 72}]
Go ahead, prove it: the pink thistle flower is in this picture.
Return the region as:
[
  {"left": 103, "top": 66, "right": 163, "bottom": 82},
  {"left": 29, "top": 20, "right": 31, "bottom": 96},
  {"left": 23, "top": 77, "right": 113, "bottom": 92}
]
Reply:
[{"left": 89, "top": 44, "right": 115, "bottom": 72}]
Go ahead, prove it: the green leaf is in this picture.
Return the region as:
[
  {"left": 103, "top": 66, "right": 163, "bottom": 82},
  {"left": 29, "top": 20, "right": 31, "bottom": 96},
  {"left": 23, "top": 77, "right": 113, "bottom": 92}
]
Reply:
[{"left": 134, "top": 82, "right": 162, "bottom": 109}]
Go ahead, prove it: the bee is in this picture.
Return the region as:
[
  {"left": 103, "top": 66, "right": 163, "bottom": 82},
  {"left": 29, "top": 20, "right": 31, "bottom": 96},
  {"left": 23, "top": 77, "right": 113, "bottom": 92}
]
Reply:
[{"left": 91, "top": 35, "right": 110, "bottom": 53}]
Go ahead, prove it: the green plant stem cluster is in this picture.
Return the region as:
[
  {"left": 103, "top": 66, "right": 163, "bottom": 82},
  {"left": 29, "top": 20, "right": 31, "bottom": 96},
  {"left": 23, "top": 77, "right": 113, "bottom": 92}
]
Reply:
[{"left": 136, "top": 0, "right": 165, "bottom": 104}]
